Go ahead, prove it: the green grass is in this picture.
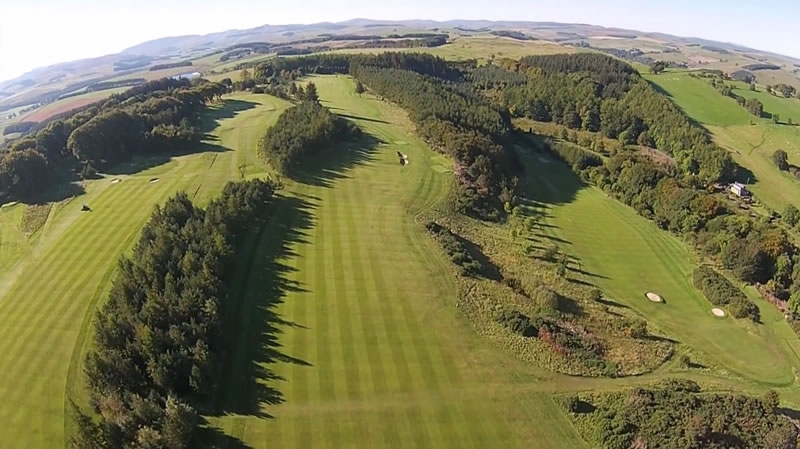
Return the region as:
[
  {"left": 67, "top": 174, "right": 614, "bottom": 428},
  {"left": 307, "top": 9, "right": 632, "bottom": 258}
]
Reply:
[
  {"left": 733, "top": 85, "right": 800, "bottom": 123},
  {"left": 205, "top": 74, "right": 588, "bottom": 449},
  {"left": 0, "top": 93, "right": 289, "bottom": 448},
  {"left": 518, "top": 148, "right": 800, "bottom": 386},
  {"left": 5, "top": 71, "right": 800, "bottom": 448},
  {"left": 643, "top": 71, "right": 752, "bottom": 126},
  {"left": 327, "top": 36, "right": 573, "bottom": 62}
]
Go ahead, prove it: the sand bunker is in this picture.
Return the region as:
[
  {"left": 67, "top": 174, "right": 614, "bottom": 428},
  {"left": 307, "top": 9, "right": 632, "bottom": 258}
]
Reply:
[
  {"left": 149, "top": 178, "right": 160, "bottom": 184},
  {"left": 712, "top": 308, "right": 726, "bottom": 317},
  {"left": 645, "top": 292, "right": 664, "bottom": 303},
  {"left": 111, "top": 179, "right": 121, "bottom": 184}
]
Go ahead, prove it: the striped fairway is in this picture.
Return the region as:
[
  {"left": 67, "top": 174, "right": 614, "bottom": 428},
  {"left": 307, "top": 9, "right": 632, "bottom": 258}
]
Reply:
[
  {"left": 0, "top": 94, "right": 289, "bottom": 448},
  {"left": 0, "top": 80, "right": 589, "bottom": 448},
  {"left": 207, "top": 75, "right": 588, "bottom": 448}
]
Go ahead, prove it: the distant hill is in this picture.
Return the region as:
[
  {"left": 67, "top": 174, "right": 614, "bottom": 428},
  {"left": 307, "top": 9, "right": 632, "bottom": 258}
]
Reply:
[{"left": 2, "top": 18, "right": 800, "bottom": 111}]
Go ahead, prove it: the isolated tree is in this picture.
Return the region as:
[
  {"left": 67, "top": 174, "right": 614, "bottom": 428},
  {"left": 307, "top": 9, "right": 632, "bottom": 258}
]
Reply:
[
  {"left": 649, "top": 60, "right": 667, "bottom": 74},
  {"left": 745, "top": 98, "right": 764, "bottom": 117},
  {"left": 239, "top": 69, "right": 251, "bottom": 82},
  {"left": 783, "top": 205, "right": 800, "bottom": 226},
  {"left": 772, "top": 149, "right": 789, "bottom": 170},
  {"left": 355, "top": 80, "right": 366, "bottom": 96},
  {"left": 773, "top": 113, "right": 781, "bottom": 124},
  {"left": 749, "top": 83, "right": 756, "bottom": 91},
  {"left": 304, "top": 82, "right": 320, "bottom": 103}
]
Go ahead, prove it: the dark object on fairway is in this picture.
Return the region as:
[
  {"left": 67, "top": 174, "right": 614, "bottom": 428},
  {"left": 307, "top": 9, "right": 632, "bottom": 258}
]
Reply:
[
  {"left": 81, "top": 204, "right": 91, "bottom": 212},
  {"left": 397, "top": 151, "right": 409, "bottom": 166}
]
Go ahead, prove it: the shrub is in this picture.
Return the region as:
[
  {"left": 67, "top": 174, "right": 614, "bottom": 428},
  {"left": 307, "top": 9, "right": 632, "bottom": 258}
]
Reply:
[
  {"left": 425, "top": 222, "right": 484, "bottom": 276},
  {"left": 496, "top": 310, "right": 538, "bottom": 337},
  {"left": 692, "top": 266, "right": 760, "bottom": 321}
]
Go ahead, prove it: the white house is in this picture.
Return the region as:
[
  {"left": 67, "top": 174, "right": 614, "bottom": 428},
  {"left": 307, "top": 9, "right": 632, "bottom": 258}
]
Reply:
[{"left": 730, "top": 182, "right": 750, "bottom": 197}]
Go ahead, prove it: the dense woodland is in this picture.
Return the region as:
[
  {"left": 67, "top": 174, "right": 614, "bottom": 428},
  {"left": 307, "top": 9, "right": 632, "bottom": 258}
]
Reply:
[
  {"left": 259, "top": 91, "right": 361, "bottom": 174},
  {"left": 74, "top": 179, "right": 277, "bottom": 449},
  {"left": 495, "top": 53, "right": 736, "bottom": 184},
  {"left": 497, "top": 53, "right": 800, "bottom": 320},
  {"left": 0, "top": 78, "right": 226, "bottom": 200},
  {"left": 566, "top": 379, "right": 797, "bottom": 449}
]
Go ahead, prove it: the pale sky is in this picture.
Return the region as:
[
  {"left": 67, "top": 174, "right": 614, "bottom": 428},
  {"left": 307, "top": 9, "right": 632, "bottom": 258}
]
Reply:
[{"left": 1, "top": 0, "right": 798, "bottom": 83}]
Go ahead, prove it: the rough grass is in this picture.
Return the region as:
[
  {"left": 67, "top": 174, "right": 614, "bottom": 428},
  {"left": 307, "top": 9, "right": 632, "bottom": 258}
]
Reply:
[
  {"left": 517, "top": 146, "right": 800, "bottom": 386},
  {"left": 20, "top": 204, "right": 52, "bottom": 236},
  {"left": 0, "top": 93, "right": 290, "bottom": 449},
  {"left": 423, "top": 201, "right": 674, "bottom": 377}
]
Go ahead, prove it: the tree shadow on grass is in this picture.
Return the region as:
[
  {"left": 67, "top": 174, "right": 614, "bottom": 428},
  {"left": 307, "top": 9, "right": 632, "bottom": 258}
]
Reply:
[
  {"left": 209, "top": 193, "right": 316, "bottom": 421},
  {"left": 104, "top": 143, "right": 232, "bottom": 175},
  {"left": 21, "top": 180, "right": 86, "bottom": 204},
  {"left": 104, "top": 98, "right": 255, "bottom": 176},
  {"left": 198, "top": 99, "right": 259, "bottom": 134},
  {"left": 194, "top": 421, "right": 255, "bottom": 449},
  {"left": 515, "top": 136, "right": 584, "bottom": 206},
  {"left": 289, "top": 133, "right": 382, "bottom": 188}
]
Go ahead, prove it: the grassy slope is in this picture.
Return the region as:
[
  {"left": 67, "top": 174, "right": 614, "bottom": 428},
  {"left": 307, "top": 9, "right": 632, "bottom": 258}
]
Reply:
[
  {"left": 327, "top": 36, "right": 575, "bottom": 63},
  {"left": 518, "top": 147, "right": 800, "bottom": 386},
  {"left": 207, "top": 75, "right": 588, "bottom": 449},
  {"left": 0, "top": 94, "right": 289, "bottom": 448},
  {"left": 646, "top": 71, "right": 800, "bottom": 214}
]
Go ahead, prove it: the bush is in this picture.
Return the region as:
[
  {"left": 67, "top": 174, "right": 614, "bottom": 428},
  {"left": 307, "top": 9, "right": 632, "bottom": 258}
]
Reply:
[
  {"left": 692, "top": 266, "right": 760, "bottom": 321},
  {"left": 576, "top": 381, "right": 794, "bottom": 449},
  {"left": 783, "top": 204, "right": 799, "bottom": 226},
  {"left": 496, "top": 310, "right": 538, "bottom": 337},
  {"left": 425, "top": 222, "right": 484, "bottom": 276}
]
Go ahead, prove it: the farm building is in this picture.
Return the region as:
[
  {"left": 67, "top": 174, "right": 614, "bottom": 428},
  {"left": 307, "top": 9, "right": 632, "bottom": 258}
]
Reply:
[{"left": 729, "top": 182, "right": 750, "bottom": 197}]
